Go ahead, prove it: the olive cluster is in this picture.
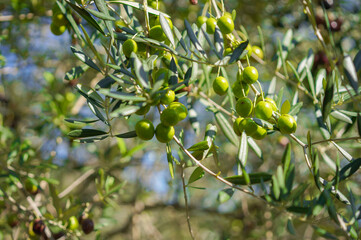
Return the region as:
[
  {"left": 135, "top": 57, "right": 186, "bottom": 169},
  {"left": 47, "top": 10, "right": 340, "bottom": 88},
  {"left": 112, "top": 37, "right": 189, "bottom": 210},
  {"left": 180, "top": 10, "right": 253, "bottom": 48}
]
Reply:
[
  {"left": 115, "top": 4, "right": 189, "bottom": 144},
  {"left": 26, "top": 215, "right": 93, "bottom": 238},
  {"left": 213, "top": 66, "right": 297, "bottom": 139},
  {"left": 135, "top": 101, "right": 188, "bottom": 143}
]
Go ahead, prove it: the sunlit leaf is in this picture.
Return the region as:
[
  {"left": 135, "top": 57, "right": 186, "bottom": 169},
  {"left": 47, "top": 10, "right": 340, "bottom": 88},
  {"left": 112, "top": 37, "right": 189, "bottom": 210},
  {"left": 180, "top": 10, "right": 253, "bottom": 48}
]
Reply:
[
  {"left": 343, "top": 54, "right": 359, "bottom": 93},
  {"left": 187, "top": 167, "right": 205, "bottom": 185},
  {"left": 217, "top": 188, "right": 234, "bottom": 203}
]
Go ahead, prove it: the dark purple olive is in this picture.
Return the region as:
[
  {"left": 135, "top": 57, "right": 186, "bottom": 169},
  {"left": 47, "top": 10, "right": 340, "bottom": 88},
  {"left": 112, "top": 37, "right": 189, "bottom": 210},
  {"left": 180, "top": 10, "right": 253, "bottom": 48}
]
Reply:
[
  {"left": 330, "top": 18, "right": 342, "bottom": 32},
  {"left": 81, "top": 218, "right": 94, "bottom": 234},
  {"left": 33, "top": 219, "right": 45, "bottom": 235}
]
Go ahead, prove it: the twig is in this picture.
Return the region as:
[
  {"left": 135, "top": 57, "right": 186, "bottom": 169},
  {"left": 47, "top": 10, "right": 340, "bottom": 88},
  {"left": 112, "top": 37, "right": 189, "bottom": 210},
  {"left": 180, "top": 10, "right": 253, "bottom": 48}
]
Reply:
[
  {"left": 199, "top": 91, "right": 234, "bottom": 118},
  {"left": 181, "top": 163, "right": 195, "bottom": 240},
  {"left": 173, "top": 136, "right": 266, "bottom": 202},
  {"left": 58, "top": 168, "right": 96, "bottom": 198},
  {"left": 311, "top": 136, "right": 361, "bottom": 146}
]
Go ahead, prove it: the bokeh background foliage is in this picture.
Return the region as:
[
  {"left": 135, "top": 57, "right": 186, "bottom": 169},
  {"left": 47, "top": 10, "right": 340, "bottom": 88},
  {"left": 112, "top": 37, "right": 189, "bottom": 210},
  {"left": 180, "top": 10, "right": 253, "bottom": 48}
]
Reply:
[{"left": 0, "top": 0, "right": 361, "bottom": 239}]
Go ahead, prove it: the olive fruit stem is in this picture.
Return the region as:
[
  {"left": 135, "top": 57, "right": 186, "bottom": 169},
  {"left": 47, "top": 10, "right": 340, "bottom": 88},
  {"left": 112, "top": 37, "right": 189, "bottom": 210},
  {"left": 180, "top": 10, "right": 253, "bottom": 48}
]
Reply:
[{"left": 256, "top": 81, "right": 265, "bottom": 101}]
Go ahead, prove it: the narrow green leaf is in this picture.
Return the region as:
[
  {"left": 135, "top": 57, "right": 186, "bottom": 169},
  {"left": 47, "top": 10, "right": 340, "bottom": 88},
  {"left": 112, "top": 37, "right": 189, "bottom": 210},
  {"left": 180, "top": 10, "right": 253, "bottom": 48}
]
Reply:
[
  {"left": 213, "top": 111, "right": 238, "bottom": 146},
  {"left": 184, "top": 20, "right": 207, "bottom": 59},
  {"left": 168, "top": 57, "right": 178, "bottom": 85},
  {"left": 65, "top": 0, "right": 105, "bottom": 35},
  {"left": 131, "top": 52, "right": 150, "bottom": 88},
  {"left": 322, "top": 190, "right": 339, "bottom": 224},
  {"left": 354, "top": 50, "right": 361, "bottom": 72},
  {"left": 288, "top": 102, "right": 303, "bottom": 116},
  {"left": 68, "top": 129, "right": 107, "bottom": 138},
  {"left": 338, "top": 158, "right": 361, "bottom": 181},
  {"left": 322, "top": 76, "right": 334, "bottom": 121},
  {"left": 213, "top": 27, "right": 224, "bottom": 59},
  {"left": 315, "top": 106, "right": 331, "bottom": 139},
  {"left": 71, "top": 46, "right": 101, "bottom": 72},
  {"left": 108, "top": 0, "right": 171, "bottom": 18},
  {"left": 281, "top": 99, "right": 291, "bottom": 114},
  {"left": 115, "top": 131, "right": 137, "bottom": 138},
  {"left": 267, "top": 77, "right": 277, "bottom": 97},
  {"left": 247, "top": 137, "right": 263, "bottom": 160},
  {"left": 187, "top": 167, "right": 204, "bottom": 185},
  {"left": 87, "top": 8, "right": 116, "bottom": 21},
  {"left": 94, "top": 0, "right": 114, "bottom": 38},
  {"left": 282, "top": 144, "right": 291, "bottom": 177},
  {"left": 173, "top": 26, "right": 188, "bottom": 53},
  {"left": 331, "top": 141, "right": 353, "bottom": 161},
  {"left": 159, "top": 13, "right": 175, "bottom": 47},
  {"left": 288, "top": 183, "right": 309, "bottom": 201},
  {"left": 100, "top": 89, "right": 146, "bottom": 101},
  {"left": 306, "top": 66, "right": 316, "bottom": 98},
  {"left": 313, "top": 226, "right": 338, "bottom": 240},
  {"left": 272, "top": 175, "right": 280, "bottom": 200},
  {"left": 343, "top": 54, "right": 359, "bottom": 93},
  {"left": 64, "top": 64, "right": 89, "bottom": 81},
  {"left": 187, "top": 141, "right": 209, "bottom": 152},
  {"left": 224, "top": 172, "right": 272, "bottom": 185},
  {"left": 315, "top": 68, "right": 326, "bottom": 96},
  {"left": 229, "top": 40, "right": 249, "bottom": 64},
  {"left": 217, "top": 188, "right": 235, "bottom": 203},
  {"left": 238, "top": 132, "right": 248, "bottom": 166},
  {"left": 287, "top": 61, "right": 300, "bottom": 82},
  {"left": 87, "top": 100, "right": 107, "bottom": 124},
  {"left": 166, "top": 143, "right": 174, "bottom": 179},
  {"left": 286, "top": 218, "right": 296, "bottom": 235},
  {"left": 64, "top": 119, "right": 99, "bottom": 124},
  {"left": 286, "top": 206, "right": 310, "bottom": 214},
  {"left": 80, "top": 24, "right": 105, "bottom": 68},
  {"left": 110, "top": 105, "right": 140, "bottom": 117},
  {"left": 330, "top": 110, "right": 353, "bottom": 124},
  {"left": 276, "top": 87, "right": 284, "bottom": 110}
]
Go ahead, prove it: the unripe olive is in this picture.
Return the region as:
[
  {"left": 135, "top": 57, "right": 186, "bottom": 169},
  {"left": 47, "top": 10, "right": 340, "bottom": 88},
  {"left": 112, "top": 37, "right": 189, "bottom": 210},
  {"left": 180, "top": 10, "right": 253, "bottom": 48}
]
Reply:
[
  {"left": 232, "top": 81, "right": 249, "bottom": 98},
  {"left": 160, "top": 108, "right": 179, "bottom": 126},
  {"left": 122, "top": 39, "right": 138, "bottom": 58},
  {"left": 68, "top": 216, "right": 79, "bottom": 230},
  {"left": 233, "top": 117, "right": 243, "bottom": 136},
  {"left": 160, "top": 89, "right": 175, "bottom": 105},
  {"left": 278, "top": 114, "right": 297, "bottom": 134},
  {"left": 155, "top": 124, "right": 175, "bottom": 143},
  {"left": 217, "top": 14, "right": 234, "bottom": 34},
  {"left": 196, "top": 16, "right": 208, "bottom": 28},
  {"left": 135, "top": 119, "right": 155, "bottom": 140},
  {"left": 169, "top": 102, "right": 188, "bottom": 121},
  {"left": 235, "top": 97, "right": 253, "bottom": 117},
  {"left": 239, "top": 118, "right": 258, "bottom": 136},
  {"left": 213, "top": 76, "right": 229, "bottom": 95},
  {"left": 254, "top": 101, "right": 273, "bottom": 120},
  {"left": 206, "top": 18, "right": 217, "bottom": 34},
  {"left": 251, "top": 125, "right": 267, "bottom": 140},
  {"left": 242, "top": 66, "right": 259, "bottom": 84},
  {"left": 25, "top": 178, "right": 38, "bottom": 195},
  {"left": 149, "top": 25, "right": 167, "bottom": 41}
]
